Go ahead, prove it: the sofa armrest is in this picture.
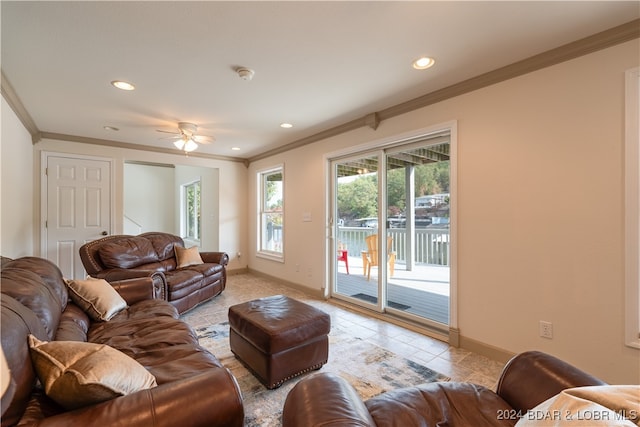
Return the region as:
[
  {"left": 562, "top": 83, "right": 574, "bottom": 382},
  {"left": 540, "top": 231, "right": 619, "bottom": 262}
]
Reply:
[
  {"left": 24, "top": 369, "right": 243, "bottom": 427},
  {"left": 95, "top": 268, "right": 162, "bottom": 282},
  {"left": 496, "top": 351, "right": 607, "bottom": 414},
  {"left": 108, "top": 276, "right": 165, "bottom": 305},
  {"left": 283, "top": 372, "right": 375, "bottom": 427},
  {"left": 200, "top": 251, "right": 229, "bottom": 266}
]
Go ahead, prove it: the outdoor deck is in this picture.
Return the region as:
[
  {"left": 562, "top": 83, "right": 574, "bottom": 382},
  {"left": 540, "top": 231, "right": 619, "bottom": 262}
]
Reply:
[{"left": 335, "top": 255, "right": 450, "bottom": 325}]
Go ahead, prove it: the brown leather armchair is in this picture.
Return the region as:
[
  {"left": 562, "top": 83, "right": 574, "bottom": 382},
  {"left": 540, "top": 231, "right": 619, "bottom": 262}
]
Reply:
[
  {"left": 283, "top": 351, "right": 606, "bottom": 427},
  {"left": 79, "top": 232, "right": 229, "bottom": 314},
  {"left": 1, "top": 256, "right": 243, "bottom": 427}
]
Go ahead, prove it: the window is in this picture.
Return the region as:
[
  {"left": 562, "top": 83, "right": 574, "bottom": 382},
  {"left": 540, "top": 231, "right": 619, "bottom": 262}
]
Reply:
[
  {"left": 258, "top": 166, "right": 284, "bottom": 259},
  {"left": 183, "top": 180, "right": 201, "bottom": 242},
  {"left": 625, "top": 67, "right": 639, "bottom": 349}
]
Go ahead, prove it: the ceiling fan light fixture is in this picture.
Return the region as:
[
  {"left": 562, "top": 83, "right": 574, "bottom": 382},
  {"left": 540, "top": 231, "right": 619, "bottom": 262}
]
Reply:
[
  {"left": 412, "top": 56, "right": 435, "bottom": 70},
  {"left": 173, "top": 139, "right": 186, "bottom": 150},
  {"left": 184, "top": 139, "right": 198, "bottom": 152}
]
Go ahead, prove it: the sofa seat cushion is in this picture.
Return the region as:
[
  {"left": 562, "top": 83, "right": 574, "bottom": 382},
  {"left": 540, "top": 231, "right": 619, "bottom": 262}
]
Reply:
[
  {"left": 133, "top": 344, "right": 224, "bottom": 384},
  {"left": 365, "top": 382, "right": 516, "bottom": 427},
  {"left": 87, "top": 300, "right": 222, "bottom": 385},
  {"left": 184, "top": 262, "right": 224, "bottom": 278},
  {"left": 164, "top": 269, "right": 205, "bottom": 296},
  {"left": 107, "top": 298, "right": 179, "bottom": 322}
]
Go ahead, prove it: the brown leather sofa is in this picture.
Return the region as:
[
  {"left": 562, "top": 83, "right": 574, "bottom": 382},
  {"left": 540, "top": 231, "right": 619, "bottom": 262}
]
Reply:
[
  {"left": 283, "top": 351, "right": 607, "bottom": 427},
  {"left": 1, "top": 256, "right": 243, "bottom": 427},
  {"left": 79, "top": 232, "right": 229, "bottom": 314}
]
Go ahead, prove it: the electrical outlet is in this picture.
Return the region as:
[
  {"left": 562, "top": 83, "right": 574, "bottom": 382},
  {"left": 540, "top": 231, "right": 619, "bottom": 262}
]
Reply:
[{"left": 539, "top": 321, "right": 553, "bottom": 339}]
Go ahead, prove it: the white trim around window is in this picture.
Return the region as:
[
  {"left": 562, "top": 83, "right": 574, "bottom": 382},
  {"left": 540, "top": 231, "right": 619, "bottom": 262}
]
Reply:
[{"left": 257, "top": 165, "right": 285, "bottom": 262}]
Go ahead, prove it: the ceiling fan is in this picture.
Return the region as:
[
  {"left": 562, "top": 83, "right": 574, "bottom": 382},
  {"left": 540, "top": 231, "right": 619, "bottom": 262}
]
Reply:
[{"left": 156, "top": 122, "right": 214, "bottom": 153}]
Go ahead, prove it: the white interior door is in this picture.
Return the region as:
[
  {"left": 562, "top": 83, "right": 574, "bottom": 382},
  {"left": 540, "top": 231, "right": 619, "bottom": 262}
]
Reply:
[{"left": 44, "top": 154, "right": 111, "bottom": 279}]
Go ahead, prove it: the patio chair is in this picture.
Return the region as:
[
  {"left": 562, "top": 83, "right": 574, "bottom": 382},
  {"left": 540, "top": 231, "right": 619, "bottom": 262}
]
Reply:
[
  {"left": 361, "top": 235, "right": 396, "bottom": 281},
  {"left": 337, "top": 247, "right": 349, "bottom": 274}
]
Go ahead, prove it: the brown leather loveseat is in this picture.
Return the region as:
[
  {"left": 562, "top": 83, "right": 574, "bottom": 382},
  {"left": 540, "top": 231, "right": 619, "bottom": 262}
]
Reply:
[
  {"left": 79, "top": 232, "right": 229, "bottom": 314},
  {"left": 283, "top": 351, "right": 612, "bottom": 427},
  {"left": 1, "top": 256, "right": 243, "bottom": 427}
]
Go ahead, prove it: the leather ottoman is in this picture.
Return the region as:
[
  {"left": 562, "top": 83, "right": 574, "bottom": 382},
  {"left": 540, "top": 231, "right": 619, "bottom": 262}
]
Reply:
[{"left": 228, "top": 295, "right": 331, "bottom": 389}]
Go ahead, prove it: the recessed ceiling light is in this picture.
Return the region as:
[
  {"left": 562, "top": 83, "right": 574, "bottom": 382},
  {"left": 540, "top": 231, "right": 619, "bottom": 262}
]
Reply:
[
  {"left": 412, "top": 56, "right": 435, "bottom": 70},
  {"left": 280, "top": 123, "right": 293, "bottom": 129},
  {"left": 111, "top": 80, "right": 135, "bottom": 91},
  {"left": 232, "top": 147, "right": 241, "bottom": 151},
  {"left": 103, "top": 126, "right": 119, "bottom": 131}
]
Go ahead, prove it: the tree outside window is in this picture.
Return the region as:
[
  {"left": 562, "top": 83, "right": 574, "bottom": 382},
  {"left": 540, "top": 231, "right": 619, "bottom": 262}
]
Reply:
[{"left": 183, "top": 180, "right": 201, "bottom": 241}]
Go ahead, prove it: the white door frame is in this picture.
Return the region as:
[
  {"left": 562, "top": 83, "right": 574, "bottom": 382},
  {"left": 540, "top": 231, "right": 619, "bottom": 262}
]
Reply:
[
  {"left": 39, "top": 151, "right": 116, "bottom": 261},
  {"left": 324, "top": 121, "right": 458, "bottom": 338}
]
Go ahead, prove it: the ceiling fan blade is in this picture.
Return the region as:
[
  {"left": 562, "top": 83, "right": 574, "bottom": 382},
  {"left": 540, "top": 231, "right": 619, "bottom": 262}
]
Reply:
[
  {"left": 194, "top": 135, "right": 215, "bottom": 144},
  {"left": 156, "top": 129, "right": 180, "bottom": 135},
  {"left": 158, "top": 135, "right": 182, "bottom": 141}
]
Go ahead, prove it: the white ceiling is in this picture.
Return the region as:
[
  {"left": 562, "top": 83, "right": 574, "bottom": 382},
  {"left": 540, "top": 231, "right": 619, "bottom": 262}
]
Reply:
[{"left": 2, "top": 1, "right": 638, "bottom": 160}]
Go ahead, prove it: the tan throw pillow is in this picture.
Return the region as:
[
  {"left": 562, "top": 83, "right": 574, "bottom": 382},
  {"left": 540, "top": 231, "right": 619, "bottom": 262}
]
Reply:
[
  {"left": 65, "top": 277, "right": 127, "bottom": 321},
  {"left": 28, "top": 335, "right": 157, "bottom": 410},
  {"left": 175, "top": 245, "right": 204, "bottom": 268},
  {"left": 515, "top": 385, "right": 640, "bottom": 426}
]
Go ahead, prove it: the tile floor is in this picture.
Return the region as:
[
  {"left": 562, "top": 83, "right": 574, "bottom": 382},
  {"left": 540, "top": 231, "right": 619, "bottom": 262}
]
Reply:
[{"left": 180, "top": 272, "right": 505, "bottom": 390}]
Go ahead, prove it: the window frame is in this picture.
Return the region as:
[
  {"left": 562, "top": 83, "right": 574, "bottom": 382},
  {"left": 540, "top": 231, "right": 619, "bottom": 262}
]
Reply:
[
  {"left": 257, "top": 165, "right": 284, "bottom": 261},
  {"left": 625, "top": 67, "right": 640, "bottom": 349},
  {"left": 181, "top": 179, "right": 201, "bottom": 244}
]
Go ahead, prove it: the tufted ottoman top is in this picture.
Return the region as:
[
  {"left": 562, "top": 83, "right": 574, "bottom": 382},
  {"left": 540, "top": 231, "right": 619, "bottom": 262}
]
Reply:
[{"left": 228, "top": 295, "right": 330, "bottom": 354}]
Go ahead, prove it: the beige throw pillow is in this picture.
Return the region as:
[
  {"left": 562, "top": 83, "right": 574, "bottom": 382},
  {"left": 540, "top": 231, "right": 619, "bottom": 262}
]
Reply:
[
  {"left": 515, "top": 385, "right": 640, "bottom": 426},
  {"left": 175, "top": 245, "right": 204, "bottom": 268},
  {"left": 28, "top": 335, "right": 157, "bottom": 410},
  {"left": 65, "top": 277, "right": 127, "bottom": 321}
]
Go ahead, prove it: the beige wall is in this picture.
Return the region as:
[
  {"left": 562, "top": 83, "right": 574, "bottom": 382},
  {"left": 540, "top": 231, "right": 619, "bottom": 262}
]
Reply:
[
  {"left": 1, "top": 97, "right": 35, "bottom": 257},
  {"left": 2, "top": 38, "right": 637, "bottom": 384},
  {"left": 248, "top": 40, "right": 640, "bottom": 383},
  {"left": 124, "top": 162, "right": 176, "bottom": 234}
]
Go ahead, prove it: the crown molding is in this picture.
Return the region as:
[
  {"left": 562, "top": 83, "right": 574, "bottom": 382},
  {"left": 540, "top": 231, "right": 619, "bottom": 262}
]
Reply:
[
  {"left": 39, "top": 132, "right": 248, "bottom": 164},
  {"left": 1, "top": 70, "right": 41, "bottom": 143},
  {"left": 249, "top": 18, "right": 640, "bottom": 163},
  {"left": 378, "top": 18, "right": 640, "bottom": 120}
]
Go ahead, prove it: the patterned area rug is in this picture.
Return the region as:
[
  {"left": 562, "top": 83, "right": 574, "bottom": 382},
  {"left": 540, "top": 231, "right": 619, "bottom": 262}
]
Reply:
[{"left": 196, "top": 322, "right": 450, "bottom": 426}]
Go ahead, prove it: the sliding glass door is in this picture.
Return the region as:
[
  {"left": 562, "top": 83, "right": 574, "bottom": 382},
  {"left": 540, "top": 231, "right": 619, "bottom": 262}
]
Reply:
[
  {"left": 333, "top": 153, "right": 380, "bottom": 308},
  {"left": 330, "top": 131, "right": 452, "bottom": 329}
]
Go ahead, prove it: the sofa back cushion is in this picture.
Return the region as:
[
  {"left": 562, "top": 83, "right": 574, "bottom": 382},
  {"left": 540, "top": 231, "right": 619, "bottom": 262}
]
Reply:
[
  {"left": 0, "top": 268, "right": 63, "bottom": 341},
  {"left": 98, "top": 236, "right": 159, "bottom": 269},
  {"left": 141, "top": 232, "right": 184, "bottom": 261},
  {"left": 3, "top": 257, "right": 68, "bottom": 312}
]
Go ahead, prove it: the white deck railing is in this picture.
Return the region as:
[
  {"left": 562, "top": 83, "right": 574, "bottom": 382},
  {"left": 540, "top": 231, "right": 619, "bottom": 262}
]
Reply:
[{"left": 337, "top": 227, "right": 450, "bottom": 266}]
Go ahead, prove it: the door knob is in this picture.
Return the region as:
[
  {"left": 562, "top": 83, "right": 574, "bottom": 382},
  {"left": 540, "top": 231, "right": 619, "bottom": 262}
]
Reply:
[{"left": 101, "top": 231, "right": 108, "bottom": 236}]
